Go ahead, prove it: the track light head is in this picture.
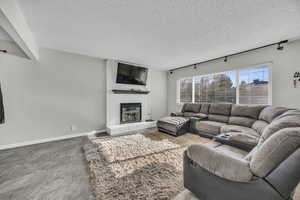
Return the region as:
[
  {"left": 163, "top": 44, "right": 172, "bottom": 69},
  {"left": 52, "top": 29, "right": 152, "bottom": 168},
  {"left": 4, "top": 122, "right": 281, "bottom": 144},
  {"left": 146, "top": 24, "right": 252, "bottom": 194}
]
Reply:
[
  {"left": 277, "top": 43, "right": 284, "bottom": 50},
  {"left": 277, "top": 40, "right": 288, "bottom": 51},
  {"left": 0, "top": 49, "right": 7, "bottom": 53},
  {"left": 224, "top": 56, "right": 228, "bottom": 62},
  {"left": 169, "top": 71, "right": 173, "bottom": 74}
]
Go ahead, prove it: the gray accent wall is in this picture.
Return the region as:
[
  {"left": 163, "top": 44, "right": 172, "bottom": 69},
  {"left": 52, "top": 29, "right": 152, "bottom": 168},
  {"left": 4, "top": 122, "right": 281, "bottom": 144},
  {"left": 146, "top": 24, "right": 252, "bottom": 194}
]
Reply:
[{"left": 167, "top": 39, "right": 300, "bottom": 113}]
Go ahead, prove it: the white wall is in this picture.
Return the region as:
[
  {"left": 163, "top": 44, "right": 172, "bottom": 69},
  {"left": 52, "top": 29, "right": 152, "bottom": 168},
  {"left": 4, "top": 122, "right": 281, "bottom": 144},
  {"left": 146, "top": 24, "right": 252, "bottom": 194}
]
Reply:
[
  {"left": 151, "top": 70, "right": 168, "bottom": 120},
  {"left": 0, "top": 48, "right": 106, "bottom": 146},
  {"left": 168, "top": 39, "right": 300, "bottom": 113}
]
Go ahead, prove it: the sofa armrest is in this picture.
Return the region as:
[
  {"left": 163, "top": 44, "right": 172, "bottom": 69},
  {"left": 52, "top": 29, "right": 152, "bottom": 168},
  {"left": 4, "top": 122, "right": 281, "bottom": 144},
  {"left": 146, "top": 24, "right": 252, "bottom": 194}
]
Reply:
[
  {"left": 214, "top": 132, "right": 257, "bottom": 151},
  {"left": 170, "top": 112, "right": 183, "bottom": 116},
  {"left": 182, "top": 112, "right": 207, "bottom": 118},
  {"left": 189, "top": 113, "right": 207, "bottom": 119},
  {"left": 187, "top": 144, "right": 253, "bottom": 182},
  {"left": 228, "top": 132, "right": 259, "bottom": 146}
]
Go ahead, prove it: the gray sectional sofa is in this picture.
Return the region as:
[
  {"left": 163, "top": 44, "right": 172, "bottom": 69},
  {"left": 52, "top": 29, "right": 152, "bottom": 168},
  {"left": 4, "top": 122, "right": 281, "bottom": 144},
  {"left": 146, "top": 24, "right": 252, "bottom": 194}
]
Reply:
[
  {"left": 166, "top": 103, "right": 300, "bottom": 200},
  {"left": 167, "top": 103, "right": 292, "bottom": 149}
]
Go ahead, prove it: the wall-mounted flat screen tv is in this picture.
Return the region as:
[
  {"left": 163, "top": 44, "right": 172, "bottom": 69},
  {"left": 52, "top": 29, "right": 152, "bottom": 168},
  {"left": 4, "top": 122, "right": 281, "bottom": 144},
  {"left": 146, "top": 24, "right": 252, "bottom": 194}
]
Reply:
[{"left": 116, "top": 63, "right": 148, "bottom": 85}]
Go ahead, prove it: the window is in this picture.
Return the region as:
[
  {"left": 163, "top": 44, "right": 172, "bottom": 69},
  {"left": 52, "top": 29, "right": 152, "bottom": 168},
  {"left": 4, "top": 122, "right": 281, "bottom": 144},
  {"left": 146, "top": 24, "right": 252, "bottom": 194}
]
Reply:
[
  {"left": 194, "top": 71, "right": 237, "bottom": 104},
  {"left": 239, "top": 66, "right": 269, "bottom": 104},
  {"left": 179, "top": 77, "right": 193, "bottom": 103},
  {"left": 178, "top": 65, "right": 270, "bottom": 105}
]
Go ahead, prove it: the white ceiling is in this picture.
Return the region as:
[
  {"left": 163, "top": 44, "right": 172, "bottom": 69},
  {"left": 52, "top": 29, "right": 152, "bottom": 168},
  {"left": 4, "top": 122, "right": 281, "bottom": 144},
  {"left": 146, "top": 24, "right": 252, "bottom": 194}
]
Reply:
[{"left": 17, "top": 0, "right": 300, "bottom": 70}]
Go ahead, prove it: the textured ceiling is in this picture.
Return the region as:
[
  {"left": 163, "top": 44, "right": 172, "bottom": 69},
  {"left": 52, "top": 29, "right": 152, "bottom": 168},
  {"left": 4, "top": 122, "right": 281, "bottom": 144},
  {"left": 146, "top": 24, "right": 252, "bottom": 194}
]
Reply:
[{"left": 17, "top": 0, "right": 300, "bottom": 70}]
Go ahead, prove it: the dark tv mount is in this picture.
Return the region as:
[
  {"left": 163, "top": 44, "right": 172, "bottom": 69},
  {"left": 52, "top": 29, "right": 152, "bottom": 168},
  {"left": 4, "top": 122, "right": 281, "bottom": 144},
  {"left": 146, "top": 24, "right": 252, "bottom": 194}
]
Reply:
[{"left": 112, "top": 89, "right": 150, "bottom": 94}]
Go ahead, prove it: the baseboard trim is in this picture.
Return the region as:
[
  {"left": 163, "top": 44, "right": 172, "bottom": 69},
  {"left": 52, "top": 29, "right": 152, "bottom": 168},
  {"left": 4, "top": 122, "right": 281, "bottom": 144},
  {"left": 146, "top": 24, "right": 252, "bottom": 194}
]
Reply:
[{"left": 0, "top": 129, "right": 107, "bottom": 151}]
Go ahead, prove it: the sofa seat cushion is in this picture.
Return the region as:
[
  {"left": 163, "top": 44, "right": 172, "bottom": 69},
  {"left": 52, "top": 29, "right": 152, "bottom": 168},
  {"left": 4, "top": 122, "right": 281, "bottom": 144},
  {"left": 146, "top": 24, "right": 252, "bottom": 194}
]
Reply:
[
  {"left": 215, "top": 144, "right": 249, "bottom": 159},
  {"left": 196, "top": 120, "right": 226, "bottom": 135},
  {"left": 183, "top": 112, "right": 207, "bottom": 119},
  {"left": 157, "top": 116, "right": 189, "bottom": 133},
  {"left": 229, "top": 116, "right": 256, "bottom": 128},
  {"left": 252, "top": 120, "right": 269, "bottom": 135},
  {"left": 187, "top": 143, "right": 253, "bottom": 182}
]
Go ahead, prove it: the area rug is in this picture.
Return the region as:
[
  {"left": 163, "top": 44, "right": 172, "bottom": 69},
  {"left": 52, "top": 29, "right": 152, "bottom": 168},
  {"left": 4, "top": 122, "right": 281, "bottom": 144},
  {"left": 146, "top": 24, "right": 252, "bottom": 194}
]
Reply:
[
  {"left": 83, "top": 133, "right": 186, "bottom": 200},
  {"left": 92, "top": 133, "right": 180, "bottom": 163}
]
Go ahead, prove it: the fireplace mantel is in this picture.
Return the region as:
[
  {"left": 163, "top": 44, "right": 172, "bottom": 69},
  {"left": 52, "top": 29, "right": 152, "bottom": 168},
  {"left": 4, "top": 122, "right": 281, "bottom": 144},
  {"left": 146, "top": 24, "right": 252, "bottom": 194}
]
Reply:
[{"left": 112, "top": 89, "right": 150, "bottom": 94}]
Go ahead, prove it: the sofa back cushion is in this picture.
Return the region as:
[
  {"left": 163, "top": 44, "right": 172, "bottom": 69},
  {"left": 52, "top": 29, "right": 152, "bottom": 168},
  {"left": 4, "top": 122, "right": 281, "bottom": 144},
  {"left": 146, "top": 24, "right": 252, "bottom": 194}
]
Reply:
[
  {"left": 182, "top": 103, "right": 201, "bottom": 113},
  {"left": 229, "top": 105, "right": 266, "bottom": 128},
  {"left": 252, "top": 120, "right": 269, "bottom": 135},
  {"left": 231, "top": 104, "right": 266, "bottom": 119},
  {"left": 207, "top": 104, "right": 231, "bottom": 123},
  {"left": 209, "top": 104, "right": 232, "bottom": 116},
  {"left": 208, "top": 114, "right": 229, "bottom": 123},
  {"left": 250, "top": 127, "right": 300, "bottom": 178},
  {"left": 200, "top": 103, "right": 210, "bottom": 114},
  {"left": 259, "top": 106, "right": 291, "bottom": 123},
  {"left": 258, "top": 110, "right": 300, "bottom": 145},
  {"left": 250, "top": 110, "right": 300, "bottom": 178}
]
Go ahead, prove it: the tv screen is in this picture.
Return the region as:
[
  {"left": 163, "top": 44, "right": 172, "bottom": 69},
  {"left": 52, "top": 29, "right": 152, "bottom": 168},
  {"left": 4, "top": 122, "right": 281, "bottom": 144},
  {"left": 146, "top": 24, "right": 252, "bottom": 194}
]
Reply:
[{"left": 116, "top": 63, "right": 148, "bottom": 85}]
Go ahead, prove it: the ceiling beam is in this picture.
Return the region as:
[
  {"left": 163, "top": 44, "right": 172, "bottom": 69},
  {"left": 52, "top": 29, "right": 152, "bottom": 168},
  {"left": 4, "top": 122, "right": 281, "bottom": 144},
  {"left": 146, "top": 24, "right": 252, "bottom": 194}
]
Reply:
[{"left": 0, "top": 0, "right": 39, "bottom": 60}]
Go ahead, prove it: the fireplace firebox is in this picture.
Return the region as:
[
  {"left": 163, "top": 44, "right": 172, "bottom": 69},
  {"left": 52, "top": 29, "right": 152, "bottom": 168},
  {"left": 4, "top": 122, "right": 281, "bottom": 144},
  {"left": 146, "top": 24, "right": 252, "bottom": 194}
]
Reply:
[{"left": 120, "top": 103, "right": 142, "bottom": 124}]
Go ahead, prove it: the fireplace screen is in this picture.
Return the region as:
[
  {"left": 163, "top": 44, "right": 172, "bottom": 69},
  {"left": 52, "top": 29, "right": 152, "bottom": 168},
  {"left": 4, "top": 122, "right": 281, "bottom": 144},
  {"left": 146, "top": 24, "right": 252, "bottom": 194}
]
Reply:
[{"left": 120, "top": 103, "right": 141, "bottom": 124}]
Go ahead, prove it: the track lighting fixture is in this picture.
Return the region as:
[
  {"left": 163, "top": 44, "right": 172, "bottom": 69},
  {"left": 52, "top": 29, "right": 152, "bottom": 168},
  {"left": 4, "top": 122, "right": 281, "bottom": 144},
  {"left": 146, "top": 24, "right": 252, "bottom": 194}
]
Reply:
[
  {"left": 0, "top": 49, "right": 7, "bottom": 53},
  {"left": 169, "top": 71, "right": 173, "bottom": 74},
  {"left": 224, "top": 56, "right": 228, "bottom": 62},
  {"left": 170, "top": 39, "right": 288, "bottom": 72}
]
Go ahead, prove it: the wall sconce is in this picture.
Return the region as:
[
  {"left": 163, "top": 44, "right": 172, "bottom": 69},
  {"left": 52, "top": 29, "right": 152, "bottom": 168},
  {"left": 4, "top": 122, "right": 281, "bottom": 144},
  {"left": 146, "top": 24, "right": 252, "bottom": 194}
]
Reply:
[{"left": 293, "top": 72, "right": 300, "bottom": 88}]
